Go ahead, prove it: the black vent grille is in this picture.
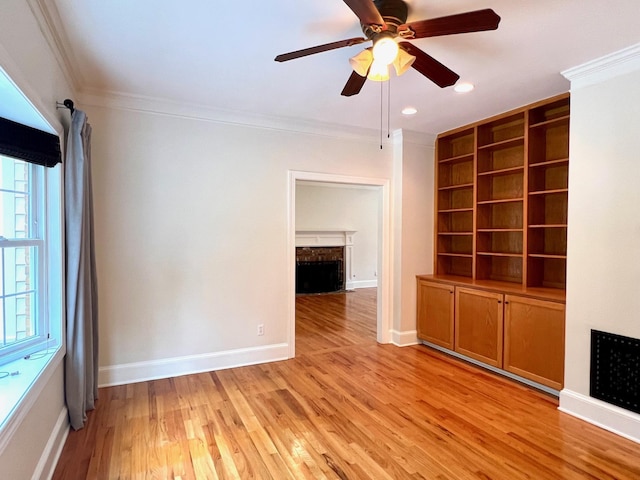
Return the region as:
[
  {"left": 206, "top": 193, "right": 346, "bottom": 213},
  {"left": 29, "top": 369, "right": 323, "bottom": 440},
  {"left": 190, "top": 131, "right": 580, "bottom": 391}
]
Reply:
[{"left": 590, "top": 330, "right": 640, "bottom": 414}]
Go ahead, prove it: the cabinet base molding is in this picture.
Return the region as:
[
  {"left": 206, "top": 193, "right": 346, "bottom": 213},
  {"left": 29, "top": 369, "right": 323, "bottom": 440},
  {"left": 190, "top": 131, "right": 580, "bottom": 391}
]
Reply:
[
  {"left": 559, "top": 389, "right": 640, "bottom": 444},
  {"left": 420, "top": 341, "right": 560, "bottom": 397}
]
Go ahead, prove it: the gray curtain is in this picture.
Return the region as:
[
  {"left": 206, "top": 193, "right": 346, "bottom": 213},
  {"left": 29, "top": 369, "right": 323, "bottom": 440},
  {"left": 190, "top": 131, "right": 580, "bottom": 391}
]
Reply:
[{"left": 64, "top": 109, "right": 98, "bottom": 431}]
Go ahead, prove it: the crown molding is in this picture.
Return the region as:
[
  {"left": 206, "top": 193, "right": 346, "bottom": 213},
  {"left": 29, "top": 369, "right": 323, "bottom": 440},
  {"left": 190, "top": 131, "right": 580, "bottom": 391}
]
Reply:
[
  {"left": 562, "top": 42, "right": 640, "bottom": 89},
  {"left": 26, "top": 0, "right": 83, "bottom": 92},
  {"left": 78, "top": 88, "right": 393, "bottom": 143}
]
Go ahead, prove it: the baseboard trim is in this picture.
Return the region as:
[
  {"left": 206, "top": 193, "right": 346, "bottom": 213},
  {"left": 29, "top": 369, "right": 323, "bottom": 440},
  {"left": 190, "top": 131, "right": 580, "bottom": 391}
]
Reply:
[
  {"left": 98, "top": 343, "right": 290, "bottom": 387},
  {"left": 391, "top": 329, "right": 419, "bottom": 347},
  {"left": 34, "top": 406, "right": 69, "bottom": 480},
  {"left": 559, "top": 389, "right": 640, "bottom": 444},
  {"left": 346, "top": 279, "right": 378, "bottom": 290}
]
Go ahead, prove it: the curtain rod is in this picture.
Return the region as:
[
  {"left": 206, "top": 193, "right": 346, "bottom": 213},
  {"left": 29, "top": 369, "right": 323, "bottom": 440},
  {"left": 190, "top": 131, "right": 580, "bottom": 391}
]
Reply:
[{"left": 56, "top": 98, "right": 75, "bottom": 114}]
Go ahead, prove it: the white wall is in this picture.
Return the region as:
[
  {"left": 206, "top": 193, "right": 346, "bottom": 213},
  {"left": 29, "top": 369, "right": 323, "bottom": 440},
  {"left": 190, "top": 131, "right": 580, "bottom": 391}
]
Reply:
[
  {"left": 87, "top": 99, "right": 437, "bottom": 383},
  {"left": 560, "top": 46, "right": 640, "bottom": 442},
  {"left": 0, "top": 1, "right": 74, "bottom": 478},
  {"left": 392, "top": 130, "right": 435, "bottom": 344},
  {"left": 88, "top": 103, "right": 404, "bottom": 383},
  {"left": 398, "top": 131, "right": 435, "bottom": 334},
  {"left": 296, "top": 182, "right": 379, "bottom": 288}
]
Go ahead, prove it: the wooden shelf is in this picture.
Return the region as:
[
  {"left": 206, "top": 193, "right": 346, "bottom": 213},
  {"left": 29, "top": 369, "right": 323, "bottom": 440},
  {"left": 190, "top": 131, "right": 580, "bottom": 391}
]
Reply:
[
  {"left": 438, "top": 253, "right": 473, "bottom": 258},
  {"left": 478, "top": 136, "right": 525, "bottom": 151},
  {"left": 478, "top": 166, "right": 524, "bottom": 177},
  {"left": 477, "top": 198, "right": 523, "bottom": 205},
  {"left": 438, "top": 208, "right": 473, "bottom": 213},
  {"left": 529, "top": 114, "right": 570, "bottom": 129},
  {"left": 529, "top": 188, "right": 568, "bottom": 196},
  {"left": 438, "top": 183, "right": 474, "bottom": 191},
  {"left": 439, "top": 153, "right": 474, "bottom": 164},
  {"left": 529, "top": 224, "right": 567, "bottom": 229},
  {"left": 529, "top": 158, "right": 569, "bottom": 168},
  {"left": 435, "top": 93, "right": 569, "bottom": 289}
]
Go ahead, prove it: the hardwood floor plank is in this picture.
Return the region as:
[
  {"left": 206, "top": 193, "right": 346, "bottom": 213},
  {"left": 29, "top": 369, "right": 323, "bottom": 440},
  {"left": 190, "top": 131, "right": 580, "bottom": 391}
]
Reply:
[{"left": 52, "top": 288, "right": 640, "bottom": 479}]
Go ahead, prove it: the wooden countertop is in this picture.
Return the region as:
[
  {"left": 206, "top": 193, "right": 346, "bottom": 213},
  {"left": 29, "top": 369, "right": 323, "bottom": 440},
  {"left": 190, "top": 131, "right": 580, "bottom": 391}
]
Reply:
[{"left": 417, "top": 274, "right": 566, "bottom": 303}]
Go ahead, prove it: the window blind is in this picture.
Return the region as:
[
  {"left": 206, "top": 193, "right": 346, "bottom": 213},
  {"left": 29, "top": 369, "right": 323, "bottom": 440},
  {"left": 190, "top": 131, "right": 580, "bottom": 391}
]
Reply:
[{"left": 0, "top": 116, "right": 61, "bottom": 167}]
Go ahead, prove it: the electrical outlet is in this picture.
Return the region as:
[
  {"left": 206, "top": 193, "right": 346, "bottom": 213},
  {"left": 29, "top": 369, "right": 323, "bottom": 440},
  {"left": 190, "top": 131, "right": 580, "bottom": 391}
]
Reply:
[{"left": 257, "top": 324, "right": 264, "bottom": 336}]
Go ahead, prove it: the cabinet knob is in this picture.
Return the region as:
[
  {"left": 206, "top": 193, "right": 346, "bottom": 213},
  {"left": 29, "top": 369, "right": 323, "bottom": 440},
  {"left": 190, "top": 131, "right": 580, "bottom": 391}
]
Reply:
[{"left": 498, "top": 300, "right": 502, "bottom": 304}]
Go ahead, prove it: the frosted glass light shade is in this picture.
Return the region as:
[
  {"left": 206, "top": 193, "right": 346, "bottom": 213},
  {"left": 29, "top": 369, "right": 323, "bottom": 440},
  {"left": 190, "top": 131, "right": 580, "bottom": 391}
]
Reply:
[
  {"left": 349, "top": 49, "right": 374, "bottom": 77},
  {"left": 393, "top": 49, "right": 416, "bottom": 76}
]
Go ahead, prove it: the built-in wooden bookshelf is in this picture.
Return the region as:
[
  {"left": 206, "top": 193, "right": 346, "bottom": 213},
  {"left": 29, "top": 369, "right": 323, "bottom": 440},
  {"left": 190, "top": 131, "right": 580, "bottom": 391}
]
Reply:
[
  {"left": 436, "top": 128, "right": 475, "bottom": 278},
  {"left": 434, "top": 94, "right": 570, "bottom": 290},
  {"left": 422, "top": 94, "right": 569, "bottom": 392}
]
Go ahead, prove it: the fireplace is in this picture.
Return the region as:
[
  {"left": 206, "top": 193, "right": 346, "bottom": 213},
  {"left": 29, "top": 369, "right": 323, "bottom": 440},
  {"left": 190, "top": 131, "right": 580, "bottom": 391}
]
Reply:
[
  {"left": 295, "top": 230, "right": 355, "bottom": 294},
  {"left": 296, "top": 247, "right": 344, "bottom": 294},
  {"left": 590, "top": 330, "right": 640, "bottom": 414}
]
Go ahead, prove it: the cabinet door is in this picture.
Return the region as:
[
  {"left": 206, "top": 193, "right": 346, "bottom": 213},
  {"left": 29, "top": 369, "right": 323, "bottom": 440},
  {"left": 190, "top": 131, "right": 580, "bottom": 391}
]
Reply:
[
  {"left": 417, "top": 280, "right": 454, "bottom": 349},
  {"left": 504, "top": 295, "right": 565, "bottom": 390},
  {"left": 455, "top": 287, "right": 504, "bottom": 367}
]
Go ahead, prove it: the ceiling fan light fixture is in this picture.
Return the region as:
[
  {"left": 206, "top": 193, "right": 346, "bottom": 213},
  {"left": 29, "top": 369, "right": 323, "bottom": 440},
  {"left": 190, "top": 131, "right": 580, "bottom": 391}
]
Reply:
[
  {"left": 367, "top": 60, "right": 390, "bottom": 82},
  {"left": 372, "top": 34, "right": 399, "bottom": 65},
  {"left": 349, "top": 48, "right": 374, "bottom": 77},
  {"left": 393, "top": 49, "right": 416, "bottom": 76}
]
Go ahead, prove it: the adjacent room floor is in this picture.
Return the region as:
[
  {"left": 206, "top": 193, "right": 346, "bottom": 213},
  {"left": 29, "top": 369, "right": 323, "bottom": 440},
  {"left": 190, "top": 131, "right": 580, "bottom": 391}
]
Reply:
[{"left": 52, "top": 288, "right": 640, "bottom": 479}]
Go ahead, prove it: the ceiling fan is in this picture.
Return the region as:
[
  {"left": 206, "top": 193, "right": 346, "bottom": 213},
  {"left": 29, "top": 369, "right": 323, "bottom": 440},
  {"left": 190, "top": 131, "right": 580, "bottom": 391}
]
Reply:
[{"left": 275, "top": 0, "right": 500, "bottom": 96}]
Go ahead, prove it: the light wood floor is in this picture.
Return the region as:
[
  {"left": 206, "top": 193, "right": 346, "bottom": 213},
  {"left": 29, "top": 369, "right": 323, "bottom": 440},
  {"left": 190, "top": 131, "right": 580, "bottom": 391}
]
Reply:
[{"left": 53, "top": 288, "right": 640, "bottom": 479}]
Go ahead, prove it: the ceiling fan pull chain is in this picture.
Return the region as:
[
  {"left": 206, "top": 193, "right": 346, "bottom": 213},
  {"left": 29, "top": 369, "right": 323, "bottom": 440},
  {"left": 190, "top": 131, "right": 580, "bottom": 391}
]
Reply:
[
  {"left": 380, "top": 80, "right": 384, "bottom": 149},
  {"left": 387, "top": 77, "right": 391, "bottom": 140}
]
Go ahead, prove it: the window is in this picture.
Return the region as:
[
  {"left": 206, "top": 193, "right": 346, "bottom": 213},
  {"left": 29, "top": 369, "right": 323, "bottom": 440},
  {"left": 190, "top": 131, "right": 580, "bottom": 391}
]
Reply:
[{"left": 0, "top": 155, "right": 48, "bottom": 365}]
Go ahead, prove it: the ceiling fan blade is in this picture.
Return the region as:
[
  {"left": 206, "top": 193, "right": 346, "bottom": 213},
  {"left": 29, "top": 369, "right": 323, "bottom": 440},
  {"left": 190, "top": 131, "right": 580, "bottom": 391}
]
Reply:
[
  {"left": 399, "top": 42, "right": 459, "bottom": 88},
  {"left": 342, "top": 0, "right": 385, "bottom": 26},
  {"left": 341, "top": 71, "right": 368, "bottom": 97},
  {"left": 403, "top": 9, "right": 500, "bottom": 39},
  {"left": 275, "top": 37, "right": 368, "bottom": 62}
]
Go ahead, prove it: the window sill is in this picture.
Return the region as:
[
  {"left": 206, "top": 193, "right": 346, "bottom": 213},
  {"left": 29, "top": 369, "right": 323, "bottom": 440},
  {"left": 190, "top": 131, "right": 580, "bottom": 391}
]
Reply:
[{"left": 0, "top": 345, "right": 65, "bottom": 456}]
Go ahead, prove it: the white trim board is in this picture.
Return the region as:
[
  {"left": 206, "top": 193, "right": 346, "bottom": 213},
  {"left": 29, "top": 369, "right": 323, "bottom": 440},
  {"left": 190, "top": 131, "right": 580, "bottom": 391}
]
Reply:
[
  {"left": 0, "top": 349, "right": 65, "bottom": 457},
  {"left": 98, "top": 343, "right": 289, "bottom": 387},
  {"left": 559, "top": 389, "right": 640, "bottom": 444},
  {"left": 562, "top": 42, "right": 640, "bottom": 89},
  {"left": 391, "top": 329, "right": 419, "bottom": 347},
  {"left": 347, "top": 280, "right": 378, "bottom": 290},
  {"left": 33, "top": 407, "right": 69, "bottom": 480}
]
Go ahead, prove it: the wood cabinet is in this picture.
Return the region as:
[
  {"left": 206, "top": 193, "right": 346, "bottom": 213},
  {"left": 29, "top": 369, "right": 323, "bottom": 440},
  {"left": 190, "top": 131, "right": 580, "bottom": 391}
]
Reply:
[
  {"left": 504, "top": 295, "right": 565, "bottom": 390},
  {"left": 416, "top": 279, "right": 454, "bottom": 349},
  {"left": 455, "top": 287, "right": 503, "bottom": 368},
  {"left": 416, "top": 275, "right": 565, "bottom": 391},
  {"left": 434, "top": 94, "right": 569, "bottom": 290}
]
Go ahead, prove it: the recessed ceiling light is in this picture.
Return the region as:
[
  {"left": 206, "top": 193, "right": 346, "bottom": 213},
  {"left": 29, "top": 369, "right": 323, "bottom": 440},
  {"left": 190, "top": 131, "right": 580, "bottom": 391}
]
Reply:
[
  {"left": 402, "top": 106, "right": 418, "bottom": 115},
  {"left": 454, "top": 82, "right": 475, "bottom": 93}
]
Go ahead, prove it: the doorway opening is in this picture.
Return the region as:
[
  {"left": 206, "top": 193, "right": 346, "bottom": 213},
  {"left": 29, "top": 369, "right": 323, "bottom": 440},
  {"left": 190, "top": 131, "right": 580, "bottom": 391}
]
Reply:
[{"left": 288, "top": 171, "right": 391, "bottom": 358}]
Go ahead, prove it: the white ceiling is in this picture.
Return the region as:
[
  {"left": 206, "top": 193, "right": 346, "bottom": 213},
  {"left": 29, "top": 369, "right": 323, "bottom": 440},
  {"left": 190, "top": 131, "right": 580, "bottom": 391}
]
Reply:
[{"left": 49, "top": 0, "right": 640, "bottom": 135}]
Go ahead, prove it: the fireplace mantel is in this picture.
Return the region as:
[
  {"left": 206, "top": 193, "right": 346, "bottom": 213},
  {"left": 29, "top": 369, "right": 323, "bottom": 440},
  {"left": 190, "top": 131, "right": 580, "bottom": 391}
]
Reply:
[{"left": 295, "top": 230, "right": 355, "bottom": 247}]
